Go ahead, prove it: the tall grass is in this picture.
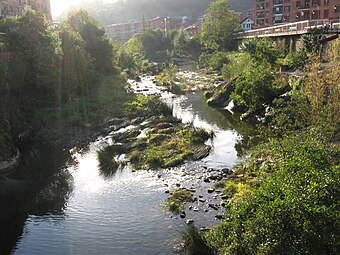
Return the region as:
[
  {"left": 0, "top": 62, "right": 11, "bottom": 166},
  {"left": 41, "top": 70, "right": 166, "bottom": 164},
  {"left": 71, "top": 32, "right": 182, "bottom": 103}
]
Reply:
[{"left": 182, "top": 225, "right": 215, "bottom": 255}]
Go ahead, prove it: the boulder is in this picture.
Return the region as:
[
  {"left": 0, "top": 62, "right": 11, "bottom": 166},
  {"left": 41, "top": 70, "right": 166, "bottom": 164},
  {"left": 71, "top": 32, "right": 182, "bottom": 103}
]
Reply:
[{"left": 206, "top": 79, "right": 236, "bottom": 108}]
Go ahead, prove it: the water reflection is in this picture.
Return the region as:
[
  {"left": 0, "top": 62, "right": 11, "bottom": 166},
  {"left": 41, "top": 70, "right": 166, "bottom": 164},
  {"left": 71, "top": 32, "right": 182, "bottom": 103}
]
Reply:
[
  {"left": 0, "top": 147, "right": 74, "bottom": 255},
  {"left": 162, "top": 91, "right": 257, "bottom": 160},
  {"left": 2, "top": 78, "right": 258, "bottom": 255}
]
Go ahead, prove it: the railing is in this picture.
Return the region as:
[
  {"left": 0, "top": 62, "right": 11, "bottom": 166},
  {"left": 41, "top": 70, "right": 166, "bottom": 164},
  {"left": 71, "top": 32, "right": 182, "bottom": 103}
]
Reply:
[{"left": 235, "top": 19, "right": 340, "bottom": 39}]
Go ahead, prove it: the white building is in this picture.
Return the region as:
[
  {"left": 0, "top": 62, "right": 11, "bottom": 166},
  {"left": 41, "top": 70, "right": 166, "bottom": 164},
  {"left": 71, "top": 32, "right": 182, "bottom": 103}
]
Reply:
[{"left": 240, "top": 18, "right": 254, "bottom": 31}]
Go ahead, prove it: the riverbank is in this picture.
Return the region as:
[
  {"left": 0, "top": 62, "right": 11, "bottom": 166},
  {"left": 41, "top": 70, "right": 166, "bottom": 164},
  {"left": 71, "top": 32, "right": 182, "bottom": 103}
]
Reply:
[{"left": 2, "top": 76, "right": 255, "bottom": 255}]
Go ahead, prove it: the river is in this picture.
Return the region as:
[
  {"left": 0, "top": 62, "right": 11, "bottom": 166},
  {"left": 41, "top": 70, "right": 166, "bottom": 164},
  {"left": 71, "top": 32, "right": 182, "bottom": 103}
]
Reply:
[{"left": 1, "top": 76, "right": 255, "bottom": 255}]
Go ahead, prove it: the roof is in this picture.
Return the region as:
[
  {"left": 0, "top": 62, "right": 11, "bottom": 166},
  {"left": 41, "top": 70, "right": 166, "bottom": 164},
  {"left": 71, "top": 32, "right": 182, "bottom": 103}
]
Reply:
[{"left": 240, "top": 17, "right": 254, "bottom": 24}]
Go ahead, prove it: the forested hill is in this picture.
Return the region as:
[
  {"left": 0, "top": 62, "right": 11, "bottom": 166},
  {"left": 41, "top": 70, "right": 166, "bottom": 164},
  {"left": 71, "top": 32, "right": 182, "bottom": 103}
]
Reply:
[{"left": 58, "top": 0, "right": 253, "bottom": 25}]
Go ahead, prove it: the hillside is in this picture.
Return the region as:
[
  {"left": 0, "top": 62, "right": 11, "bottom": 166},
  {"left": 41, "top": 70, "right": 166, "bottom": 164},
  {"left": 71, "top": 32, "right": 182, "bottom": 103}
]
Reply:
[{"left": 58, "top": 0, "right": 253, "bottom": 25}]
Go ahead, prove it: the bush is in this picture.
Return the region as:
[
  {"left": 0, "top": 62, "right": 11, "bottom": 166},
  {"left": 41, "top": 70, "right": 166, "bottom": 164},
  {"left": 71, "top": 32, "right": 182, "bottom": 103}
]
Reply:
[
  {"left": 97, "top": 146, "right": 120, "bottom": 178},
  {"left": 207, "top": 138, "right": 340, "bottom": 255},
  {"left": 198, "top": 51, "right": 229, "bottom": 71},
  {"left": 264, "top": 91, "right": 310, "bottom": 135},
  {"left": 221, "top": 52, "right": 251, "bottom": 81},
  {"left": 182, "top": 225, "right": 215, "bottom": 255},
  {"left": 282, "top": 50, "right": 308, "bottom": 70},
  {"left": 230, "top": 65, "right": 278, "bottom": 112}
]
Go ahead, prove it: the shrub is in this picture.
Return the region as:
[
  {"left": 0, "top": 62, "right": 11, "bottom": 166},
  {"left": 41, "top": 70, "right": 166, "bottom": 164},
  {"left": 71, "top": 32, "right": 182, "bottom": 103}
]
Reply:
[
  {"left": 97, "top": 146, "right": 120, "bottom": 178},
  {"left": 198, "top": 51, "right": 229, "bottom": 71},
  {"left": 207, "top": 138, "right": 340, "bottom": 255},
  {"left": 230, "top": 65, "right": 278, "bottom": 112},
  {"left": 182, "top": 225, "right": 215, "bottom": 255}
]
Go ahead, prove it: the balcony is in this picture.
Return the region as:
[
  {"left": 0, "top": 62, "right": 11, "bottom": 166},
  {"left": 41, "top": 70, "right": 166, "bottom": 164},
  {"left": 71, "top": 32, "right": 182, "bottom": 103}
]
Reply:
[
  {"left": 273, "top": 0, "right": 283, "bottom": 5},
  {"left": 298, "top": 5, "right": 311, "bottom": 10},
  {"left": 257, "top": 13, "right": 265, "bottom": 18},
  {"left": 257, "top": 4, "right": 265, "bottom": 10}
]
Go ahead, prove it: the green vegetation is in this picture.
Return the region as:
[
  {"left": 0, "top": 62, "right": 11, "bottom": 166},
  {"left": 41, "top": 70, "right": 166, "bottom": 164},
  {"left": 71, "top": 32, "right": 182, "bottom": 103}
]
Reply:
[
  {"left": 200, "top": 0, "right": 240, "bottom": 51},
  {"left": 132, "top": 124, "right": 212, "bottom": 169},
  {"left": 204, "top": 38, "right": 340, "bottom": 254},
  {"left": 166, "top": 188, "right": 192, "bottom": 214},
  {"left": 181, "top": 225, "right": 215, "bottom": 255},
  {"left": 154, "top": 66, "right": 186, "bottom": 94},
  {"left": 97, "top": 146, "right": 120, "bottom": 178},
  {"left": 125, "top": 120, "right": 212, "bottom": 170},
  {"left": 124, "top": 95, "right": 172, "bottom": 119},
  {"left": 98, "top": 95, "right": 213, "bottom": 171},
  {"left": 0, "top": 8, "right": 132, "bottom": 159},
  {"left": 122, "top": 28, "right": 203, "bottom": 68},
  {"left": 207, "top": 137, "right": 340, "bottom": 255}
]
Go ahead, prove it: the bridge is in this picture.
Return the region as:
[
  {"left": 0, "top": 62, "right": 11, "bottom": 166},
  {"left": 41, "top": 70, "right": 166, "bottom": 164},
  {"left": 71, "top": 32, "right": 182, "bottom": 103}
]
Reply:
[{"left": 235, "top": 20, "right": 340, "bottom": 40}]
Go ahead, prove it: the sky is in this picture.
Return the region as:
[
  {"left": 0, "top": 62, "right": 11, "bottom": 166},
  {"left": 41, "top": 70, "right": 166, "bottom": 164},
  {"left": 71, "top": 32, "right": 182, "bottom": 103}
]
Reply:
[
  {"left": 50, "top": 0, "right": 84, "bottom": 18},
  {"left": 50, "top": 0, "right": 114, "bottom": 19}
]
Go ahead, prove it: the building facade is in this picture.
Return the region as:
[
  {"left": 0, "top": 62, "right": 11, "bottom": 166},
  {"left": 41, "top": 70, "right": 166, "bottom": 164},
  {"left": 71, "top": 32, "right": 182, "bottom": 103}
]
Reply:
[
  {"left": 0, "top": 0, "right": 51, "bottom": 20},
  {"left": 254, "top": 0, "right": 340, "bottom": 27},
  {"left": 106, "top": 17, "right": 183, "bottom": 41},
  {"left": 241, "top": 17, "right": 255, "bottom": 31}
]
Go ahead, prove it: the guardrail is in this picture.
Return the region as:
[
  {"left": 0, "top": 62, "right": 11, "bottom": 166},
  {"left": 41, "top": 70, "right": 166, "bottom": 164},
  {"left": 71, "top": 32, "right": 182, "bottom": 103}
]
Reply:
[{"left": 235, "top": 20, "right": 340, "bottom": 39}]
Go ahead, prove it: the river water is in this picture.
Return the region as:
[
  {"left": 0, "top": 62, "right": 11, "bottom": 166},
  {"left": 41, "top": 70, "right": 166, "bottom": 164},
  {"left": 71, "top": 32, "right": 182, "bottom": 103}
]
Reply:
[{"left": 1, "top": 76, "right": 254, "bottom": 255}]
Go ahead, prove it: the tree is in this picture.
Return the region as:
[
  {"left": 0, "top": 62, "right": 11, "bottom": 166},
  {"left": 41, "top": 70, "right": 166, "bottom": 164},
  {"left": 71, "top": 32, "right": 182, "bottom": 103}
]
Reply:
[
  {"left": 59, "top": 23, "right": 96, "bottom": 100},
  {"left": 200, "top": 0, "right": 240, "bottom": 51},
  {"left": 0, "top": 8, "right": 59, "bottom": 100},
  {"left": 173, "top": 28, "right": 189, "bottom": 54},
  {"left": 66, "top": 10, "right": 114, "bottom": 74},
  {"left": 230, "top": 64, "right": 277, "bottom": 112},
  {"left": 135, "top": 29, "right": 171, "bottom": 60},
  {"left": 240, "top": 38, "right": 278, "bottom": 66}
]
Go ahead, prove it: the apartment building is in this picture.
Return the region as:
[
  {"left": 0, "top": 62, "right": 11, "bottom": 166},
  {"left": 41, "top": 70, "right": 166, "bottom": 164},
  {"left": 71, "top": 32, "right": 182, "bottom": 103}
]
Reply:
[
  {"left": 0, "top": 0, "right": 51, "bottom": 20},
  {"left": 106, "top": 17, "right": 183, "bottom": 41},
  {"left": 254, "top": 0, "right": 340, "bottom": 27}
]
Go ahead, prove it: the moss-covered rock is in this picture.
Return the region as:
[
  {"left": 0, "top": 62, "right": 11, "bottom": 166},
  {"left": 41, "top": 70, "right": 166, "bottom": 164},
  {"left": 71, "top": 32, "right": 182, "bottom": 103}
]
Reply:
[{"left": 166, "top": 188, "right": 192, "bottom": 214}]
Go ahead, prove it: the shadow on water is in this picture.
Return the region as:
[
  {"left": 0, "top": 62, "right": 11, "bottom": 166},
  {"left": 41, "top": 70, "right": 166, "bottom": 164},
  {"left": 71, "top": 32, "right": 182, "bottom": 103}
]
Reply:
[{"left": 0, "top": 147, "right": 74, "bottom": 255}]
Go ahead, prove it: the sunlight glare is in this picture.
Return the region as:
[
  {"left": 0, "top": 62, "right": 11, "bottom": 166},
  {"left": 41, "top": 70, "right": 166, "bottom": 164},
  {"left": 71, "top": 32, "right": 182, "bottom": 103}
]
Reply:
[{"left": 50, "top": 0, "right": 84, "bottom": 18}]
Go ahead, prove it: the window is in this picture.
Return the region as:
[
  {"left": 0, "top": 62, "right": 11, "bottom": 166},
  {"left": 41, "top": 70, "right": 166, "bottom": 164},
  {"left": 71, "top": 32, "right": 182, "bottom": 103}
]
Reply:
[
  {"left": 312, "top": 10, "right": 320, "bottom": 19},
  {"left": 284, "top": 6, "right": 291, "bottom": 12},
  {"left": 324, "top": 9, "right": 329, "bottom": 18},
  {"left": 335, "top": 5, "right": 339, "bottom": 13},
  {"left": 312, "top": 0, "right": 320, "bottom": 6},
  {"left": 324, "top": 0, "right": 330, "bottom": 6}
]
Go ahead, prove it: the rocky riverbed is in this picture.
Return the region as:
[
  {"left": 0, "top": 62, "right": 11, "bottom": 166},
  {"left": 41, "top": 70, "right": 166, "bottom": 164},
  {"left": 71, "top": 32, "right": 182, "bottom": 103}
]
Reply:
[
  {"left": 159, "top": 163, "right": 233, "bottom": 228},
  {"left": 124, "top": 75, "right": 245, "bottom": 230},
  {"left": 3, "top": 74, "right": 255, "bottom": 255}
]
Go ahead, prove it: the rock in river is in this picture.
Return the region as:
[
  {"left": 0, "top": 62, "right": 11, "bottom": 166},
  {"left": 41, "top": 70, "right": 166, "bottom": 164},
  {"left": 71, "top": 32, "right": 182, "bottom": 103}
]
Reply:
[{"left": 186, "top": 219, "right": 194, "bottom": 225}]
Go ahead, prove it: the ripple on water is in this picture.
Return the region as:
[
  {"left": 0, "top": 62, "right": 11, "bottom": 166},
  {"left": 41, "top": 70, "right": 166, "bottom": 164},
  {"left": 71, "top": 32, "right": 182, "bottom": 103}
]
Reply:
[{"left": 12, "top": 76, "right": 254, "bottom": 255}]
